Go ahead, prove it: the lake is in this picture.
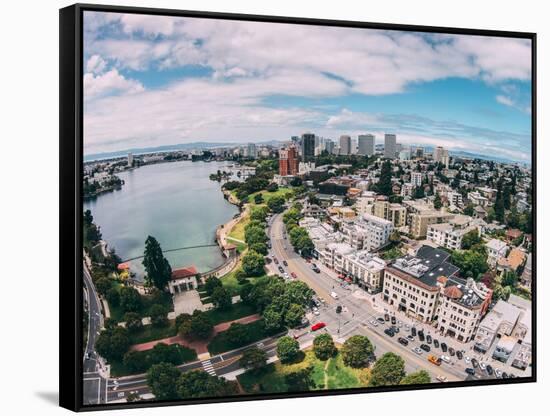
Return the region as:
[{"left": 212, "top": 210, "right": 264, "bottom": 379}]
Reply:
[{"left": 84, "top": 160, "right": 239, "bottom": 279}]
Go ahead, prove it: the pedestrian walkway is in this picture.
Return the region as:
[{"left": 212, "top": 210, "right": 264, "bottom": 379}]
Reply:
[{"left": 202, "top": 359, "right": 216, "bottom": 376}]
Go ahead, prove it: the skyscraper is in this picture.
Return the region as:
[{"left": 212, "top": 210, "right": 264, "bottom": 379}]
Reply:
[
  {"left": 339, "top": 135, "right": 351, "bottom": 155},
  {"left": 434, "top": 146, "right": 450, "bottom": 168},
  {"left": 127, "top": 152, "right": 133, "bottom": 167},
  {"left": 384, "top": 134, "right": 397, "bottom": 159},
  {"left": 358, "top": 134, "right": 375, "bottom": 156},
  {"left": 279, "top": 146, "right": 299, "bottom": 176},
  {"left": 301, "top": 133, "right": 315, "bottom": 162},
  {"left": 325, "top": 139, "right": 335, "bottom": 154},
  {"left": 246, "top": 143, "right": 257, "bottom": 159}
]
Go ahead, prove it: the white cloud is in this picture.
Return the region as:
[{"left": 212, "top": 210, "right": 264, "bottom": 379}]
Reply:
[
  {"left": 85, "top": 54, "right": 107, "bottom": 74},
  {"left": 496, "top": 95, "right": 514, "bottom": 107},
  {"left": 83, "top": 69, "right": 144, "bottom": 100}
]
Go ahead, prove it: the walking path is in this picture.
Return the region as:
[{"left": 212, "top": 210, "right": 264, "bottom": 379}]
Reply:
[{"left": 130, "top": 314, "right": 261, "bottom": 355}]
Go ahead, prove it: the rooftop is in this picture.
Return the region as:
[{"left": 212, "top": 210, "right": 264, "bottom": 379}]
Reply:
[{"left": 171, "top": 265, "right": 198, "bottom": 280}]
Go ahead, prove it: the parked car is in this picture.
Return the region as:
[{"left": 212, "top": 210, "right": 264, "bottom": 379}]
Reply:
[
  {"left": 428, "top": 355, "right": 441, "bottom": 366},
  {"left": 441, "top": 342, "right": 447, "bottom": 352},
  {"left": 486, "top": 365, "right": 494, "bottom": 375},
  {"left": 411, "top": 327, "right": 417, "bottom": 336},
  {"left": 398, "top": 337, "right": 409, "bottom": 346},
  {"left": 311, "top": 322, "right": 326, "bottom": 331},
  {"left": 448, "top": 347, "right": 455, "bottom": 356},
  {"left": 465, "top": 356, "right": 471, "bottom": 363},
  {"left": 291, "top": 272, "right": 297, "bottom": 279},
  {"left": 273, "top": 258, "right": 279, "bottom": 264},
  {"left": 479, "top": 362, "right": 487, "bottom": 371},
  {"left": 465, "top": 368, "right": 476, "bottom": 376},
  {"left": 377, "top": 317, "right": 385, "bottom": 324},
  {"left": 330, "top": 291, "right": 339, "bottom": 299},
  {"left": 418, "top": 330, "right": 425, "bottom": 342},
  {"left": 312, "top": 267, "right": 321, "bottom": 273},
  {"left": 471, "top": 358, "right": 479, "bottom": 368},
  {"left": 440, "top": 355, "right": 451, "bottom": 363},
  {"left": 420, "top": 344, "right": 431, "bottom": 352},
  {"left": 433, "top": 339, "right": 440, "bottom": 348},
  {"left": 384, "top": 328, "right": 395, "bottom": 337},
  {"left": 278, "top": 266, "right": 284, "bottom": 273},
  {"left": 384, "top": 313, "right": 390, "bottom": 321},
  {"left": 412, "top": 347, "right": 423, "bottom": 355},
  {"left": 407, "top": 334, "right": 415, "bottom": 341},
  {"left": 436, "top": 375, "right": 448, "bottom": 383},
  {"left": 495, "top": 369, "right": 503, "bottom": 378},
  {"left": 502, "top": 372, "right": 509, "bottom": 379},
  {"left": 456, "top": 350, "right": 463, "bottom": 360},
  {"left": 370, "top": 320, "right": 378, "bottom": 327},
  {"left": 426, "top": 335, "right": 432, "bottom": 344},
  {"left": 391, "top": 316, "right": 396, "bottom": 325},
  {"left": 283, "top": 260, "right": 288, "bottom": 267},
  {"left": 392, "top": 326, "right": 400, "bottom": 333}
]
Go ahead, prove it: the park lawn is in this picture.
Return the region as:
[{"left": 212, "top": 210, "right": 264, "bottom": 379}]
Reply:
[
  {"left": 228, "top": 213, "right": 249, "bottom": 242},
  {"left": 205, "top": 302, "right": 258, "bottom": 325},
  {"left": 238, "top": 350, "right": 370, "bottom": 394},
  {"left": 221, "top": 269, "right": 269, "bottom": 296},
  {"left": 207, "top": 319, "right": 277, "bottom": 355},
  {"left": 109, "top": 345, "right": 197, "bottom": 377},
  {"left": 246, "top": 187, "right": 294, "bottom": 206},
  {"left": 128, "top": 321, "right": 178, "bottom": 345}
]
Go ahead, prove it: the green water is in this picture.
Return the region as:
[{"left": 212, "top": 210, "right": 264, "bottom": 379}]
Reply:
[{"left": 84, "top": 160, "right": 238, "bottom": 278}]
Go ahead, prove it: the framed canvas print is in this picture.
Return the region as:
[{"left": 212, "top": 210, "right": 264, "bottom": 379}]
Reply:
[{"left": 59, "top": 3, "right": 537, "bottom": 411}]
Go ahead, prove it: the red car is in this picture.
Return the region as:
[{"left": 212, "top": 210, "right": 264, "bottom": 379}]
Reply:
[
  {"left": 291, "top": 272, "right": 298, "bottom": 279},
  {"left": 311, "top": 322, "right": 326, "bottom": 331}
]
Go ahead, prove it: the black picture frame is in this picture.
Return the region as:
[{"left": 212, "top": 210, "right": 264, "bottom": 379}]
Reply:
[{"left": 60, "top": 3, "right": 537, "bottom": 412}]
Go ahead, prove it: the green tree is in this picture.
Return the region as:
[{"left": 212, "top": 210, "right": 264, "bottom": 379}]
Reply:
[
  {"left": 106, "top": 287, "right": 120, "bottom": 307},
  {"left": 204, "top": 276, "right": 222, "bottom": 295},
  {"left": 254, "top": 193, "right": 264, "bottom": 204},
  {"left": 124, "top": 312, "right": 143, "bottom": 333},
  {"left": 263, "top": 304, "right": 284, "bottom": 331},
  {"left": 225, "top": 322, "right": 252, "bottom": 346},
  {"left": 96, "top": 326, "right": 130, "bottom": 362},
  {"left": 149, "top": 304, "right": 168, "bottom": 327},
  {"left": 461, "top": 229, "right": 481, "bottom": 250},
  {"left": 267, "top": 195, "right": 286, "bottom": 213},
  {"left": 189, "top": 311, "right": 213, "bottom": 339},
  {"left": 146, "top": 362, "right": 181, "bottom": 401},
  {"left": 176, "top": 370, "right": 232, "bottom": 399},
  {"left": 284, "top": 303, "right": 305, "bottom": 328},
  {"left": 313, "top": 333, "right": 336, "bottom": 360},
  {"left": 277, "top": 336, "right": 300, "bottom": 364},
  {"left": 341, "top": 335, "right": 374, "bottom": 368},
  {"left": 119, "top": 286, "right": 142, "bottom": 313},
  {"left": 242, "top": 250, "right": 265, "bottom": 276},
  {"left": 451, "top": 249, "right": 488, "bottom": 279},
  {"left": 239, "top": 347, "right": 268, "bottom": 374},
  {"left": 211, "top": 286, "right": 232, "bottom": 310},
  {"left": 142, "top": 236, "right": 172, "bottom": 290},
  {"left": 244, "top": 226, "right": 268, "bottom": 246},
  {"left": 414, "top": 186, "right": 425, "bottom": 199},
  {"left": 502, "top": 270, "right": 518, "bottom": 287},
  {"left": 463, "top": 203, "right": 475, "bottom": 217},
  {"left": 369, "top": 352, "right": 406, "bottom": 386},
  {"left": 400, "top": 370, "right": 431, "bottom": 385},
  {"left": 376, "top": 160, "right": 393, "bottom": 196},
  {"left": 266, "top": 182, "right": 279, "bottom": 192},
  {"left": 249, "top": 242, "right": 268, "bottom": 255},
  {"left": 284, "top": 366, "right": 315, "bottom": 391},
  {"left": 95, "top": 277, "right": 112, "bottom": 296}
]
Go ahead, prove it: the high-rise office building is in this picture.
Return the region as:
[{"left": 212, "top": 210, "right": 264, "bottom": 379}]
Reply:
[
  {"left": 358, "top": 134, "right": 375, "bottom": 156},
  {"left": 384, "top": 134, "right": 397, "bottom": 159},
  {"left": 246, "top": 143, "right": 257, "bottom": 159},
  {"left": 301, "top": 133, "right": 315, "bottom": 162},
  {"left": 325, "top": 139, "right": 335, "bottom": 154},
  {"left": 127, "top": 153, "right": 133, "bottom": 167},
  {"left": 279, "top": 146, "right": 299, "bottom": 176},
  {"left": 339, "top": 135, "right": 351, "bottom": 155},
  {"left": 434, "top": 146, "right": 450, "bottom": 168}
]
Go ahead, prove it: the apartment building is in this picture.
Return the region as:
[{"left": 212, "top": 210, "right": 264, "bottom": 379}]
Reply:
[
  {"left": 411, "top": 171, "right": 423, "bottom": 187},
  {"left": 426, "top": 217, "right": 482, "bottom": 250},
  {"left": 383, "top": 246, "right": 490, "bottom": 342},
  {"left": 323, "top": 242, "right": 355, "bottom": 272},
  {"left": 400, "top": 182, "right": 414, "bottom": 198},
  {"left": 409, "top": 210, "right": 454, "bottom": 239},
  {"left": 342, "top": 251, "right": 386, "bottom": 293},
  {"left": 486, "top": 238, "right": 508, "bottom": 267},
  {"left": 360, "top": 213, "right": 394, "bottom": 251},
  {"left": 467, "top": 191, "right": 490, "bottom": 207},
  {"left": 372, "top": 200, "right": 407, "bottom": 228}
]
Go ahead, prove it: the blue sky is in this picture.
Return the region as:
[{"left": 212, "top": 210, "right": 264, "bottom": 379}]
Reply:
[{"left": 83, "top": 12, "right": 532, "bottom": 162}]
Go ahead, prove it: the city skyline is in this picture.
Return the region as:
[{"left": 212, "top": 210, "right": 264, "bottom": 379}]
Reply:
[{"left": 84, "top": 12, "right": 532, "bottom": 162}]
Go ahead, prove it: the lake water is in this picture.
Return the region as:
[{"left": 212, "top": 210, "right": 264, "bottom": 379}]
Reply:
[{"left": 84, "top": 160, "right": 238, "bottom": 279}]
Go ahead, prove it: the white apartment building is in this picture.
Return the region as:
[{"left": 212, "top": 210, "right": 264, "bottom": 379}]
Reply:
[
  {"left": 426, "top": 218, "right": 482, "bottom": 250},
  {"left": 447, "top": 191, "right": 464, "bottom": 209},
  {"left": 359, "top": 213, "right": 394, "bottom": 251},
  {"left": 342, "top": 251, "right": 386, "bottom": 293},
  {"left": 323, "top": 242, "right": 355, "bottom": 272},
  {"left": 411, "top": 172, "right": 423, "bottom": 187},
  {"left": 486, "top": 239, "right": 509, "bottom": 267},
  {"left": 467, "top": 191, "right": 489, "bottom": 207},
  {"left": 401, "top": 183, "right": 414, "bottom": 197}
]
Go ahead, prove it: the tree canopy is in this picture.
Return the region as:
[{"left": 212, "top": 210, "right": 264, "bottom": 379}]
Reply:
[
  {"left": 341, "top": 335, "right": 374, "bottom": 368},
  {"left": 142, "top": 236, "right": 172, "bottom": 290},
  {"left": 369, "top": 352, "right": 406, "bottom": 386}
]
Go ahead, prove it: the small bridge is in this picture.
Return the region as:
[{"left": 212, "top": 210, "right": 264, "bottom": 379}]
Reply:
[{"left": 122, "top": 244, "right": 218, "bottom": 262}]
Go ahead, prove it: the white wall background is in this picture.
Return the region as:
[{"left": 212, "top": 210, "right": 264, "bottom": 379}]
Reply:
[{"left": 0, "top": 0, "right": 546, "bottom": 414}]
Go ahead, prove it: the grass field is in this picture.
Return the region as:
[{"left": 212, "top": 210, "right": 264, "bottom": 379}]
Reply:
[
  {"left": 220, "top": 265, "right": 268, "bottom": 296},
  {"left": 207, "top": 319, "right": 278, "bottom": 355},
  {"left": 128, "top": 321, "right": 178, "bottom": 345},
  {"left": 238, "top": 350, "right": 370, "bottom": 394},
  {"left": 246, "top": 187, "right": 294, "bottom": 206}
]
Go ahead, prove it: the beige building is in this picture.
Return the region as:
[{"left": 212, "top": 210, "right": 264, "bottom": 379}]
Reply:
[
  {"left": 372, "top": 200, "right": 407, "bottom": 228},
  {"left": 342, "top": 251, "right": 386, "bottom": 293},
  {"left": 409, "top": 210, "right": 454, "bottom": 239}
]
